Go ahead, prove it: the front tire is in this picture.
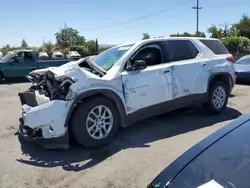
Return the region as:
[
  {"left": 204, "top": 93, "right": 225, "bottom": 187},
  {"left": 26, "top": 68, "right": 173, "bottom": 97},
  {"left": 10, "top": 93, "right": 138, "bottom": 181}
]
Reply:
[
  {"left": 0, "top": 72, "right": 4, "bottom": 83},
  {"left": 71, "top": 97, "right": 120, "bottom": 148},
  {"left": 203, "top": 81, "right": 228, "bottom": 115}
]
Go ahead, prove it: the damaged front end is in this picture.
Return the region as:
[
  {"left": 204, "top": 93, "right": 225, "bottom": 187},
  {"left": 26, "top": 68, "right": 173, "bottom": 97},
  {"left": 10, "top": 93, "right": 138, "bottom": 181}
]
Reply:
[
  {"left": 18, "top": 70, "right": 76, "bottom": 149},
  {"left": 18, "top": 58, "right": 106, "bottom": 149}
]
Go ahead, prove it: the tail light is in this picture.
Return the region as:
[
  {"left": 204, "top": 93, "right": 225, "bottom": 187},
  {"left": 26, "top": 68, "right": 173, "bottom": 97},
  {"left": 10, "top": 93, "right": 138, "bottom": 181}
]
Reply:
[{"left": 227, "top": 56, "right": 235, "bottom": 63}]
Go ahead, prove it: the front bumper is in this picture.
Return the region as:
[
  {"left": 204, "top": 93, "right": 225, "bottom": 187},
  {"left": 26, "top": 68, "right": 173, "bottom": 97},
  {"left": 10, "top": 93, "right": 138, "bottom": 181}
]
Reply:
[
  {"left": 18, "top": 92, "right": 73, "bottom": 149},
  {"left": 19, "top": 118, "right": 69, "bottom": 149}
]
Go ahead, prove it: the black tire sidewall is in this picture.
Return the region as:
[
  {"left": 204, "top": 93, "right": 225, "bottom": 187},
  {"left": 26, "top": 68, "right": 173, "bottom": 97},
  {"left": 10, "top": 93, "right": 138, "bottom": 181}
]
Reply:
[
  {"left": 208, "top": 82, "right": 228, "bottom": 113},
  {"left": 71, "top": 97, "right": 120, "bottom": 148},
  {"left": 0, "top": 72, "right": 3, "bottom": 82}
]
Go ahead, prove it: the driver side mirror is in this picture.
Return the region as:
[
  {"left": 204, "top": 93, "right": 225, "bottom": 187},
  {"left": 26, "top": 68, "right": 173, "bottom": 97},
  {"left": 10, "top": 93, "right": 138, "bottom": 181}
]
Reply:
[{"left": 126, "top": 60, "right": 147, "bottom": 71}]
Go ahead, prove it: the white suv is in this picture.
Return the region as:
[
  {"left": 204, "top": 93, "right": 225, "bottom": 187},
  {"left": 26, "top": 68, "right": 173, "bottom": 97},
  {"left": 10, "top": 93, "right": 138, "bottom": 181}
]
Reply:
[{"left": 19, "top": 37, "right": 235, "bottom": 149}]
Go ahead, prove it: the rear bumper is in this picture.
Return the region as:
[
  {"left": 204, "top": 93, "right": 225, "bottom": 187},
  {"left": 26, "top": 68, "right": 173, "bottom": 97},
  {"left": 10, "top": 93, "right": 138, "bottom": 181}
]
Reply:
[
  {"left": 19, "top": 117, "right": 69, "bottom": 149},
  {"left": 235, "top": 72, "right": 250, "bottom": 82},
  {"left": 229, "top": 74, "right": 236, "bottom": 94}
]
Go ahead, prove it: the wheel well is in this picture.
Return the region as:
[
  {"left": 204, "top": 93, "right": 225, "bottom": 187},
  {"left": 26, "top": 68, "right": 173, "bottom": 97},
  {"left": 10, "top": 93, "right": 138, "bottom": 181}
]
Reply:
[
  {"left": 209, "top": 74, "right": 231, "bottom": 93},
  {"left": 67, "top": 93, "right": 126, "bottom": 130}
]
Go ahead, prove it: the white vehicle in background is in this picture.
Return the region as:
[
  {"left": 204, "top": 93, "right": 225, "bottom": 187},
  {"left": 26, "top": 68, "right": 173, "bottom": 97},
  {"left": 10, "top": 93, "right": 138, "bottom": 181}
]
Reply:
[
  {"left": 0, "top": 51, "right": 3, "bottom": 58},
  {"left": 19, "top": 37, "right": 235, "bottom": 149},
  {"left": 67, "top": 51, "right": 81, "bottom": 60},
  {"left": 52, "top": 51, "right": 64, "bottom": 60},
  {"left": 38, "top": 52, "right": 49, "bottom": 60}
]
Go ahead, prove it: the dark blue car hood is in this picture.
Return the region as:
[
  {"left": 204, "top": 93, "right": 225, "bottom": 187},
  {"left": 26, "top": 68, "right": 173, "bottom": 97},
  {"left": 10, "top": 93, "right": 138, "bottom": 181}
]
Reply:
[
  {"left": 148, "top": 113, "right": 250, "bottom": 188},
  {"left": 234, "top": 64, "right": 250, "bottom": 72}
]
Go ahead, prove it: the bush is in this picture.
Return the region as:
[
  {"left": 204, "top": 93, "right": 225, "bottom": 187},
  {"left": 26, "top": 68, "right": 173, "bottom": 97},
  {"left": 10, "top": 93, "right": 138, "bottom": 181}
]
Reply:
[
  {"left": 221, "top": 36, "right": 250, "bottom": 55},
  {"left": 69, "top": 45, "right": 90, "bottom": 57}
]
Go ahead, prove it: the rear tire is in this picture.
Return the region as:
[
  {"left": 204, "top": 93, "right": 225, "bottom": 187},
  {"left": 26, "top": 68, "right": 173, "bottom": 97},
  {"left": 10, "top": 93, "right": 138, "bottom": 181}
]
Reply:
[
  {"left": 70, "top": 97, "right": 120, "bottom": 148},
  {"left": 203, "top": 81, "right": 228, "bottom": 115}
]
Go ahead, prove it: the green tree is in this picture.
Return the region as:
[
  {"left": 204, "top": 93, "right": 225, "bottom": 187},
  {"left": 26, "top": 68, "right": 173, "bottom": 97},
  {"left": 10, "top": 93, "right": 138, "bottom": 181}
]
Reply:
[
  {"left": 86, "top": 40, "right": 98, "bottom": 55},
  {"left": 42, "top": 41, "right": 54, "bottom": 52},
  {"left": 21, "top": 39, "right": 28, "bottom": 48},
  {"left": 234, "top": 14, "right": 250, "bottom": 39},
  {"left": 221, "top": 36, "right": 250, "bottom": 58},
  {"left": 55, "top": 23, "right": 85, "bottom": 48},
  {"left": 194, "top": 31, "right": 206, "bottom": 37},
  {"left": 0, "top": 44, "right": 11, "bottom": 55},
  {"left": 69, "top": 45, "right": 89, "bottom": 57},
  {"left": 170, "top": 32, "right": 191, "bottom": 37},
  {"left": 142, "top": 33, "right": 150, "bottom": 40},
  {"left": 170, "top": 32, "right": 205, "bottom": 37},
  {"left": 207, "top": 25, "right": 224, "bottom": 39}
]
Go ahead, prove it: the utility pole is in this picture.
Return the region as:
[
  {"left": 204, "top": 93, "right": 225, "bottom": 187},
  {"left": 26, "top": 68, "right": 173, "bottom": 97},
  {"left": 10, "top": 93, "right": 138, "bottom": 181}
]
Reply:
[{"left": 192, "top": 0, "right": 202, "bottom": 33}]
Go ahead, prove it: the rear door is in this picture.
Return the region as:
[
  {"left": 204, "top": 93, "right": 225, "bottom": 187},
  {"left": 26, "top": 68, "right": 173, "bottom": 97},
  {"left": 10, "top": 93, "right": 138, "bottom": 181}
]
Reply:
[{"left": 162, "top": 40, "right": 210, "bottom": 99}]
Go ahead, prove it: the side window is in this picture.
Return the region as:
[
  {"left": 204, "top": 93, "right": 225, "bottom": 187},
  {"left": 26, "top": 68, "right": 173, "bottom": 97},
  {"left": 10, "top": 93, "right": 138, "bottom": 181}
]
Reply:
[
  {"left": 15, "top": 52, "right": 33, "bottom": 62},
  {"left": 132, "top": 44, "right": 163, "bottom": 66},
  {"left": 24, "top": 52, "right": 33, "bottom": 62},
  {"left": 16, "top": 52, "right": 24, "bottom": 62},
  {"left": 164, "top": 41, "right": 199, "bottom": 62}
]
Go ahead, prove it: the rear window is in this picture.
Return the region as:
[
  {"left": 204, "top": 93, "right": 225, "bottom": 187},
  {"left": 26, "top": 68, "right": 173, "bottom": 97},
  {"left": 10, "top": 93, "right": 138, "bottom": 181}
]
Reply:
[{"left": 199, "top": 39, "right": 229, "bottom": 55}]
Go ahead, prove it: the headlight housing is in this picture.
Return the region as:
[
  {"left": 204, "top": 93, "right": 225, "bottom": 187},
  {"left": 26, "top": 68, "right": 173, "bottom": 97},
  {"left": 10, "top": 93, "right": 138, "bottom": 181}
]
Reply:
[{"left": 65, "top": 88, "right": 77, "bottom": 100}]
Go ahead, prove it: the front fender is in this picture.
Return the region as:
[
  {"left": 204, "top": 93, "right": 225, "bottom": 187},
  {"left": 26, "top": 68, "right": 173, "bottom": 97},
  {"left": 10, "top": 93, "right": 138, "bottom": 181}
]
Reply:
[{"left": 64, "top": 88, "right": 127, "bottom": 128}]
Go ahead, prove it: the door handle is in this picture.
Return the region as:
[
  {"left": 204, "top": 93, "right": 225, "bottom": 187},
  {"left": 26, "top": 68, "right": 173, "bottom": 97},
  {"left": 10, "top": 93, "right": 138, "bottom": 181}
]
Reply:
[
  {"left": 201, "top": 62, "right": 207, "bottom": 67},
  {"left": 159, "top": 70, "right": 170, "bottom": 74}
]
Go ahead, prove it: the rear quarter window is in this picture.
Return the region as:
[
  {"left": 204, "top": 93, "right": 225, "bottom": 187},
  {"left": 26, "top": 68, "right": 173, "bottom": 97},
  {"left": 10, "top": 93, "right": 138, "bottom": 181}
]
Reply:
[{"left": 199, "top": 39, "right": 229, "bottom": 55}]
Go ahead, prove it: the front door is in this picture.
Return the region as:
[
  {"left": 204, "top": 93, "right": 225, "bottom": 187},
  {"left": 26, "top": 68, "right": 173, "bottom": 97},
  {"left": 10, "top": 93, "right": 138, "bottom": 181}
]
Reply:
[
  {"left": 5, "top": 51, "right": 37, "bottom": 78},
  {"left": 121, "top": 42, "right": 173, "bottom": 114}
]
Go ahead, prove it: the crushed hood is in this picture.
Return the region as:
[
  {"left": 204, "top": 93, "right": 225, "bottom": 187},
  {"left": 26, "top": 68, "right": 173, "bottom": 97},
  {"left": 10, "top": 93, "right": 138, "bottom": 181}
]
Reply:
[
  {"left": 27, "top": 56, "right": 106, "bottom": 100},
  {"left": 29, "top": 60, "right": 100, "bottom": 82},
  {"left": 29, "top": 57, "right": 104, "bottom": 79},
  {"left": 29, "top": 60, "right": 80, "bottom": 76}
]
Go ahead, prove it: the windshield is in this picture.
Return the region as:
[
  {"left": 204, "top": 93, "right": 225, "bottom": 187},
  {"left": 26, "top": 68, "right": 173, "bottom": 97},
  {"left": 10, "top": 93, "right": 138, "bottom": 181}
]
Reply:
[
  {"left": 235, "top": 57, "right": 250, "bottom": 65},
  {"left": 1, "top": 51, "right": 15, "bottom": 61},
  {"left": 54, "top": 52, "right": 63, "bottom": 55},
  {"left": 92, "top": 45, "right": 133, "bottom": 70},
  {"left": 69, "top": 51, "right": 79, "bottom": 55},
  {"left": 39, "top": 52, "right": 48, "bottom": 56}
]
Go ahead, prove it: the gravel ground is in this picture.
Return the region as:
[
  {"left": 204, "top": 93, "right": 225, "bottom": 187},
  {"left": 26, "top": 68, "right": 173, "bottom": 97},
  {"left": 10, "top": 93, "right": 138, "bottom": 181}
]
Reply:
[{"left": 0, "top": 82, "right": 249, "bottom": 188}]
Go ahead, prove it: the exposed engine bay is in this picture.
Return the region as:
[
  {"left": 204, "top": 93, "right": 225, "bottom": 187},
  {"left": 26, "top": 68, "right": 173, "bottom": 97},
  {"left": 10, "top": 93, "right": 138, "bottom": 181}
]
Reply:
[
  {"left": 27, "top": 71, "right": 75, "bottom": 101},
  {"left": 24, "top": 57, "right": 105, "bottom": 103}
]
